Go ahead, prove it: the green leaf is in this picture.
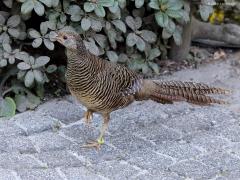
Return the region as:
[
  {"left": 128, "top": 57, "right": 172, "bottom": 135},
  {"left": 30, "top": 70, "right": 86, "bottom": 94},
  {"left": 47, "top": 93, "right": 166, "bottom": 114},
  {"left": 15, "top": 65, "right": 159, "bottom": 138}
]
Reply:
[
  {"left": 81, "top": 17, "right": 91, "bottom": 31},
  {"left": 98, "top": 0, "right": 114, "bottom": 7},
  {"left": 34, "top": 1, "right": 45, "bottom": 16},
  {"left": 0, "top": 59, "right": 7, "bottom": 67},
  {"left": 15, "top": 94, "right": 27, "bottom": 112},
  {"left": 125, "top": 16, "right": 136, "bottom": 31},
  {"left": 135, "top": 0, "right": 144, "bottom": 8},
  {"left": 24, "top": 70, "right": 34, "bottom": 87},
  {"left": 46, "top": 64, "right": 57, "bottom": 73},
  {"left": 118, "top": 0, "right": 126, "bottom": 8},
  {"left": 51, "top": 0, "right": 59, "bottom": 7},
  {"left": 7, "top": 15, "right": 21, "bottom": 28},
  {"left": 84, "top": 39, "right": 99, "bottom": 56},
  {"left": 112, "top": 20, "right": 126, "bottom": 33},
  {"left": 21, "top": 0, "right": 34, "bottom": 14},
  {"left": 0, "top": 14, "right": 6, "bottom": 25},
  {"left": 155, "top": 11, "right": 169, "bottom": 27},
  {"left": 173, "top": 28, "right": 182, "bottom": 45},
  {"left": 149, "top": 0, "right": 160, "bottom": 10},
  {"left": 3, "top": 0, "right": 13, "bottom": 8},
  {"left": 43, "top": 38, "right": 54, "bottom": 50},
  {"left": 148, "top": 48, "right": 161, "bottom": 60},
  {"left": 162, "top": 28, "right": 172, "bottom": 39},
  {"left": 166, "top": 0, "right": 183, "bottom": 10},
  {"left": 32, "top": 38, "right": 43, "bottom": 48},
  {"left": 84, "top": 2, "right": 95, "bottom": 12},
  {"left": 199, "top": 5, "right": 213, "bottom": 21},
  {"left": 40, "top": 22, "right": 48, "bottom": 35},
  {"left": 109, "top": 2, "right": 119, "bottom": 13},
  {"left": 106, "top": 51, "right": 118, "bottom": 63},
  {"left": 136, "top": 36, "right": 145, "bottom": 51},
  {"left": 33, "top": 69, "right": 44, "bottom": 83},
  {"left": 126, "top": 33, "right": 137, "bottom": 47},
  {"left": 0, "top": 97, "right": 16, "bottom": 117},
  {"left": 39, "top": 0, "right": 52, "bottom": 7},
  {"left": 33, "top": 56, "right": 50, "bottom": 68},
  {"left": 8, "top": 28, "right": 20, "bottom": 38},
  {"left": 3, "top": 43, "right": 12, "bottom": 53},
  {"left": 94, "top": 5, "right": 106, "bottom": 17},
  {"left": 27, "top": 93, "right": 41, "bottom": 109},
  {"left": 140, "top": 30, "right": 157, "bottom": 43},
  {"left": 17, "top": 62, "right": 31, "bottom": 70},
  {"left": 90, "top": 19, "right": 102, "bottom": 32},
  {"left": 165, "top": 18, "right": 175, "bottom": 33},
  {"left": 148, "top": 62, "right": 160, "bottom": 74},
  {"left": 94, "top": 34, "right": 107, "bottom": 48},
  {"left": 29, "top": 29, "right": 41, "bottom": 38},
  {"left": 166, "top": 9, "right": 182, "bottom": 18}
]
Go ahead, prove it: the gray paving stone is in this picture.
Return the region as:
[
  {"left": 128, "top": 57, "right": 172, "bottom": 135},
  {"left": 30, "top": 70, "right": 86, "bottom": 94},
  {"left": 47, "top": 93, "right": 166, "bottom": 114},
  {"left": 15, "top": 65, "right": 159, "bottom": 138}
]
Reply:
[
  {"left": 215, "top": 169, "right": 240, "bottom": 180},
  {"left": 214, "top": 123, "right": 240, "bottom": 142},
  {"left": 93, "top": 160, "right": 139, "bottom": 180},
  {"left": 35, "top": 150, "right": 83, "bottom": 168},
  {"left": 18, "top": 169, "right": 62, "bottom": 180},
  {"left": 70, "top": 144, "right": 126, "bottom": 165},
  {"left": 13, "top": 112, "right": 60, "bottom": 135},
  {"left": 61, "top": 167, "right": 105, "bottom": 180},
  {"left": 128, "top": 148, "right": 173, "bottom": 173},
  {"left": 0, "top": 135, "right": 36, "bottom": 154},
  {"left": 134, "top": 172, "right": 184, "bottom": 180},
  {"left": 228, "top": 142, "right": 240, "bottom": 156},
  {"left": 183, "top": 132, "right": 230, "bottom": 152},
  {"left": 0, "top": 120, "right": 26, "bottom": 137},
  {"left": 198, "top": 152, "right": 240, "bottom": 171},
  {"left": 156, "top": 141, "right": 202, "bottom": 160},
  {"left": 29, "top": 131, "right": 72, "bottom": 152},
  {"left": 37, "top": 99, "right": 85, "bottom": 124},
  {"left": 0, "top": 152, "right": 43, "bottom": 170},
  {"left": 110, "top": 134, "right": 154, "bottom": 155},
  {"left": 169, "top": 160, "right": 218, "bottom": 180},
  {"left": 134, "top": 123, "right": 182, "bottom": 145},
  {"left": 61, "top": 124, "right": 99, "bottom": 143},
  {"left": 0, "top": 169, "right": 16, "bottom": 180}
]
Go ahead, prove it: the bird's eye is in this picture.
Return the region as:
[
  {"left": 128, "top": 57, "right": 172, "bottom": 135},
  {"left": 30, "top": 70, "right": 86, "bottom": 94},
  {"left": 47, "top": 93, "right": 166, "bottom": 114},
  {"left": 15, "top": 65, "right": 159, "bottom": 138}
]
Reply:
[{"left": 63, "top": 35, "right": 67, "bottom": 40}]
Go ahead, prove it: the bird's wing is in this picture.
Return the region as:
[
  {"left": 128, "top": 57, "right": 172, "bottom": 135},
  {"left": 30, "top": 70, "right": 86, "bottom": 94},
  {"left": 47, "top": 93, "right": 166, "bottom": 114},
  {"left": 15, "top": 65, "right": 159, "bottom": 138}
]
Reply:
[{"left": 95, "top": 64, "right": 143, "bottom": 96}]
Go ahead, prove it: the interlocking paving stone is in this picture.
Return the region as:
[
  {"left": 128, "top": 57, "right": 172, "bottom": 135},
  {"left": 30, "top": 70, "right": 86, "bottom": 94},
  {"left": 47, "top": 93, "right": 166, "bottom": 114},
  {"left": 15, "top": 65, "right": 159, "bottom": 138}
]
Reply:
[
  {"left": 61, "top": 167, "right": 106, "bottom": 180},
  {"left": 37, "top": 99, "right": 85, "bottom": 124},
  {"left": 169, "top": 160, "right": 218, "bottom": 180},
  {"left": 128, "top": 148, "right": 174, "bottom": 173},
  {"left": 0, "top": 169, "right": 16, "bottom": 180},
  {"left": 18, "top": 169, "right": 62, "bottom": 180},
  {"left": 29, "top": 131, "right": 72, "bottom": 152},
  {"left": 34, "top": 150, "right": 83, "bottom": 168},
  {"left": 0, "top": 120, "right": 26, "bottom": 137},
  {"left": 198, "top": 152, "right": 240, "bottom": 171},
  {"left": 13, "top": 112, "right": 60, "bottom": 135},
  {"left": 156, "top": 141, "right": 202, "bottom": 160},
  {"left": 92, "top": 160, "right": 140, "bottom": 180},
  {"left": 0, "top": 152, "right": 43, "bottom": 170},
  {"left": 0, "top": 135, "right": 36, "bottom": 154}
]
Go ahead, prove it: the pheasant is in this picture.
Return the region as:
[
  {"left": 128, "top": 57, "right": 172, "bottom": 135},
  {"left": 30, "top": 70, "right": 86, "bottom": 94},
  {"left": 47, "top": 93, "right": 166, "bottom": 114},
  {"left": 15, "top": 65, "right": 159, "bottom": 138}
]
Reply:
[{"left": 55, "top": 28, "right": 229, "bottom": 149}]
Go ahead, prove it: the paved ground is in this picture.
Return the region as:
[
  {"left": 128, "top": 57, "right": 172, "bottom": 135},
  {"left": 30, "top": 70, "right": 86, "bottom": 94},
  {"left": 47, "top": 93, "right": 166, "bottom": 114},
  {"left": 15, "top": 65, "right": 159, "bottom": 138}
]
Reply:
[{"left": 0, "top": 56, "right": 240, "bottom": 180}]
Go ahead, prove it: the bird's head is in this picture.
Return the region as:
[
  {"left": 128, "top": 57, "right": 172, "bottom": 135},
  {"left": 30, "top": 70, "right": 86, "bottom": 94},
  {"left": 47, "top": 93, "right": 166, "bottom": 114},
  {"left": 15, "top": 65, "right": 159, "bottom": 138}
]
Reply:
[{"left": 55, "top": 27, "right": 83, "bottom": 50}]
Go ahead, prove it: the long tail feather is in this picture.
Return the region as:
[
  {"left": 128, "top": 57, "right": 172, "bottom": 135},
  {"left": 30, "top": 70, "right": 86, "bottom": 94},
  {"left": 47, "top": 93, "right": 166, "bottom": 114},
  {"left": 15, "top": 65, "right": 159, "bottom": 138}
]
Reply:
[{"left": 146, "top": 80, "right": 230, "bottom": 105}]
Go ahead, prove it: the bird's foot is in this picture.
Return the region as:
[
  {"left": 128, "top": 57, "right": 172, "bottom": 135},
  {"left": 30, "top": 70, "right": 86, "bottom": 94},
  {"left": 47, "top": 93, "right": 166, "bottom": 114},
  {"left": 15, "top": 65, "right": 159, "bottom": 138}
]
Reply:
[
  {"left": 84, "top": 111, "right": 93, "bottom": 125},
  {"left": 81, "top": 138, "right": 104, "bottom": 150}
]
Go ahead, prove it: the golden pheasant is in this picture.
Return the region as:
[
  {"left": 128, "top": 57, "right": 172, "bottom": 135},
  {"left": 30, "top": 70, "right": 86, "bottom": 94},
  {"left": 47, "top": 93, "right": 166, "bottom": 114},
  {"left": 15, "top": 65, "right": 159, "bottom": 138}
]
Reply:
[{"left": 55, "top": 28, "right": 229, "bottom": 149}]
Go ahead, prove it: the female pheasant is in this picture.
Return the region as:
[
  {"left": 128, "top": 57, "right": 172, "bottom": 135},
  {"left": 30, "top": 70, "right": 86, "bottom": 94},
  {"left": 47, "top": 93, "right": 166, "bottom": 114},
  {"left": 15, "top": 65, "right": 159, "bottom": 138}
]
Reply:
[{"left": 55, "top": 28, "right": 229, "bottom": 149}]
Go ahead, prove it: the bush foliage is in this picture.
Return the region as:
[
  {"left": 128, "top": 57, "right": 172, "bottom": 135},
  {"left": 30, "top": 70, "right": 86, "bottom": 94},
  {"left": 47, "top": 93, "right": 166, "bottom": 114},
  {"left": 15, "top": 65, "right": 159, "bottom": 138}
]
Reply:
[{"left": 0, "top": 0, "right": 216, "bottom": 117}]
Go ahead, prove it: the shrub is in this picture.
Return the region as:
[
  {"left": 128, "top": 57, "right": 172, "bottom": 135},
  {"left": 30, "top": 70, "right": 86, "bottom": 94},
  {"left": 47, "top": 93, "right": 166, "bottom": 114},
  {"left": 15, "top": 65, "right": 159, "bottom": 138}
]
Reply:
[{"left": 0, "top": 0, "right": 215, "bottom": 117}]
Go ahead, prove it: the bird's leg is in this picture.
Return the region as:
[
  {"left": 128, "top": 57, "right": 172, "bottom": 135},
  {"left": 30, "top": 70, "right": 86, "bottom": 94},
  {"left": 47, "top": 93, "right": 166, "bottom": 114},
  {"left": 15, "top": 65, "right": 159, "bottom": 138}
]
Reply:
[
  {"left": 81, "top": 113, "right": 110, "bottom": 150},
  {"left": 83, "top": 109, "right": 93, "bottom": 125}
]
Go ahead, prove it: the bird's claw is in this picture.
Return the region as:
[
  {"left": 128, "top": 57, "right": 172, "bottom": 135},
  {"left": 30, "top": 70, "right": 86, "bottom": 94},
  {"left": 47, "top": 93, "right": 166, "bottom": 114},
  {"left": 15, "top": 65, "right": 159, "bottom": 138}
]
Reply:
[{"left": 80, "top": 138, "right": 104, "bottom": 150}]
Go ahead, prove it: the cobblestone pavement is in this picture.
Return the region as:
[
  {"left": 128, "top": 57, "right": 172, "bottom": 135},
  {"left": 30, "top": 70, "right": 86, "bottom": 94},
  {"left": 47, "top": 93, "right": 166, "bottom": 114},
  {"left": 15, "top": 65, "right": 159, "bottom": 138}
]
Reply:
[{"left": 0, "top": 57, "right": 240, "bottom": 180}]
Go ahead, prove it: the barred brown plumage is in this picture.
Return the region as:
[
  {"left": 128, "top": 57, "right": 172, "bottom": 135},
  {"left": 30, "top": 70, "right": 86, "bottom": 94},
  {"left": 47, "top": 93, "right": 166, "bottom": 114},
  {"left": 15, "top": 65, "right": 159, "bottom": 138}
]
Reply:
[{"left": 55, "top": 28, "right": 230, "bottom": 149}]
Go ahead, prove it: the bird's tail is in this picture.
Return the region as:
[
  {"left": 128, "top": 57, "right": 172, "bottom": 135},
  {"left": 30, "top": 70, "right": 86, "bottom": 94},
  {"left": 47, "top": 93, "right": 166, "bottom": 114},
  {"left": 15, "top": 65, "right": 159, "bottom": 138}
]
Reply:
[{"left": 138, "top": 80, "right": 230, "bottom": 105}]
